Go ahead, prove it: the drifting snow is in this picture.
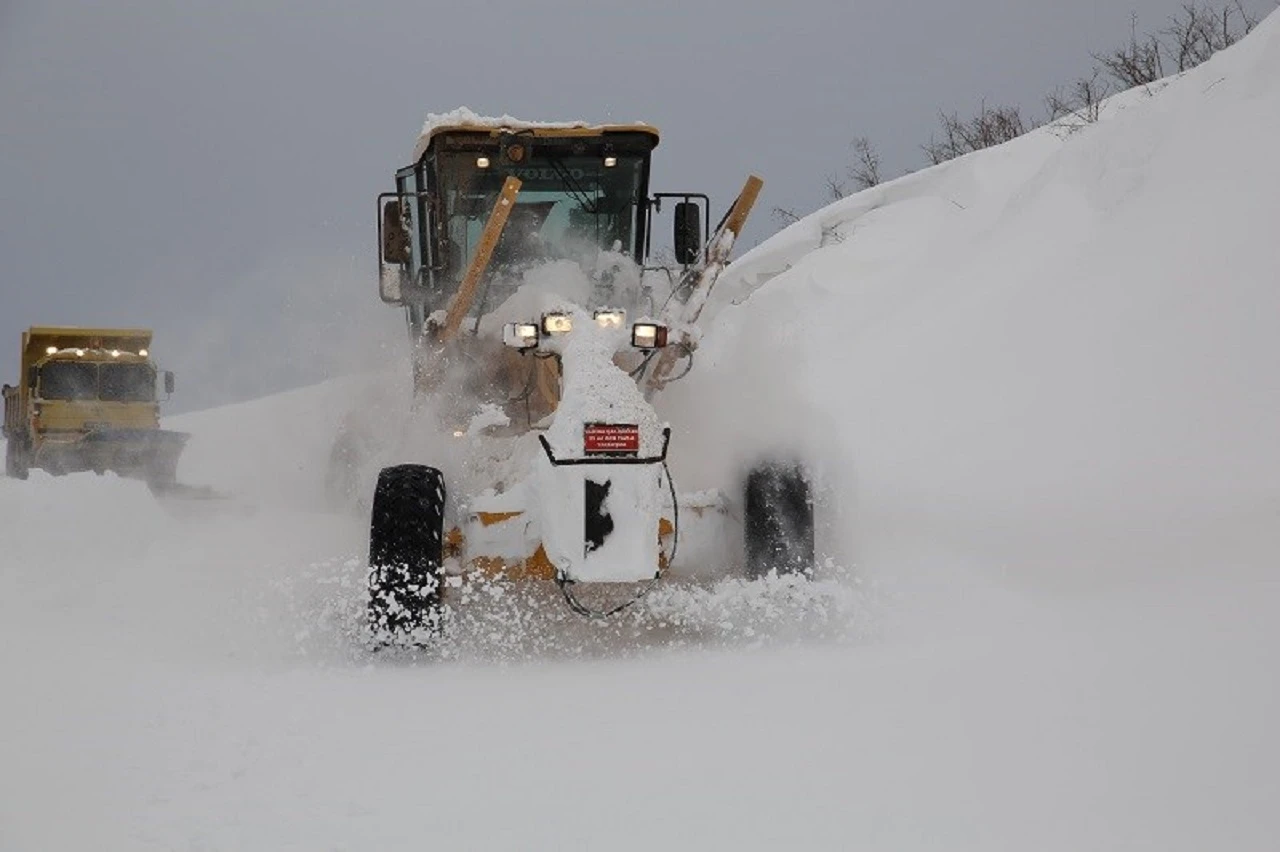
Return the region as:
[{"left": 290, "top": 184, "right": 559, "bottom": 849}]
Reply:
[{"left": 4, "top": 12, "right": 1280, "bottom": 849}]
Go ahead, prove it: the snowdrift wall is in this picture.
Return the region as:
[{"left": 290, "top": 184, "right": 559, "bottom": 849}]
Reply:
[{"left": 666, "top": 11, "right": 1280, "bottom": 589}]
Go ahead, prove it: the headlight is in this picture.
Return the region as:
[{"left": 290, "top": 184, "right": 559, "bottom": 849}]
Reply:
[
  {"left": 45, "top": 346, "right": 57, "bottom": 355},
  {"left": 139, "top": 349, "right": 149, "bottom": 357},
  {"left": 502, "top": 322, "right": 540, "bottom": 350},
  {"left": 631, "top": 323, "right": 669, "bottom": 349},
  {"left": 541, "top": 313, "right": 573, "bottom": 335},
  {"left": 593, "top": 309, "right": 626, "bottom": 329}
]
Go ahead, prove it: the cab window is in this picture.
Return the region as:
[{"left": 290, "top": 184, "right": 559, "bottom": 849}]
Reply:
[
  {"left": 99, "top": 363, "right": 156, "bottom": 402},
  {"left": 39, "top": 362, "right": 98, "bottom": 400}
]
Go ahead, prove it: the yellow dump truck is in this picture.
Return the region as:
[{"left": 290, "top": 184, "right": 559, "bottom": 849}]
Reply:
[{"left": 3, "top": 327, "right": 186, "bottom": 489}]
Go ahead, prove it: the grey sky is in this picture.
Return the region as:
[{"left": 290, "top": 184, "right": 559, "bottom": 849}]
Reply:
[{"left": 1, "top": 0, "right": 1273, "bottom": 410}]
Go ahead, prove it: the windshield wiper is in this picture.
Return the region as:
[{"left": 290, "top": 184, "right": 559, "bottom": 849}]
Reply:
[{"left": 545, "top": 155, "right": 600, "bottom": 214}]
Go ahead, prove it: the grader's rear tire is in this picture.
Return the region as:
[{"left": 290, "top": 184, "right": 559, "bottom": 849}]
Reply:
[
  {"left": 367, "top": 464, "right": 447, "bottom": 641},
  {"left": 5, "top": 436, "right": 30, "bottom": 480},
  {"left": 744, "top": 462, "right": 814, "bottom": 579}
]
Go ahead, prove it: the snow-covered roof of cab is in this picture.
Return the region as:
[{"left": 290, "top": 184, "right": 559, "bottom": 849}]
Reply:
[{"left": 411, "top": 107, "right": 659, "bottom": 162}]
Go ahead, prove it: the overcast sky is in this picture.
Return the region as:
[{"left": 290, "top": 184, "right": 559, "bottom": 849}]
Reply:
[{"left": 1, "top": 0, "right": 1274, "bottom": 410}]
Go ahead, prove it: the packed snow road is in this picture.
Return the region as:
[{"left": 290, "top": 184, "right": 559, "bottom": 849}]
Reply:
[{"left": 1, "top": 462, "right": 1274, "bottom": 850}]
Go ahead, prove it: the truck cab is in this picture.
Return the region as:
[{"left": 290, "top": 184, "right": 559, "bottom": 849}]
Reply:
[{"left": 3, "top": 327, "right": 183, "bottom": 484}]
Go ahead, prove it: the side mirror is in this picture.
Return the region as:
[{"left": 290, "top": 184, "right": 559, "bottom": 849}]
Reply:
[
  {"left": 27, "top": 366, "right": 37, "bottom": 389},
  {"left": 164, "top": 371, "right": 175, "bottom": 395},
  {"left": 379, "top": 264, "right": 407, "bottom": 305},
  {"left": 673, "top": 201, "right": 702, "bottom": 265},
  {"left": 381, "top": 200, "right": 411, "bottom": 265}
]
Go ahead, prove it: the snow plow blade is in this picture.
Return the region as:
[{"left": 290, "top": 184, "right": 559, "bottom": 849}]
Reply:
[
  {"left": 146, "top": 481, "right": 228, "bottom": 500},
  {"left": 74, "top": 428, "right": 222, "bottom": 500},
  {"left": 79, "top": 426, "right": 188, "bottom": 469}
]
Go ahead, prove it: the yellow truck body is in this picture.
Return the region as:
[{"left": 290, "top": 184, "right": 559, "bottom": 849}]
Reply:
[{"left": 3, "top": 326, "right": 186, "bottom": 485}]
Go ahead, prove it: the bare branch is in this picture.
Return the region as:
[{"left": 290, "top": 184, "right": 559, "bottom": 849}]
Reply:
[
  {"left": 848, "top": 136, "right": 882, "bottom": 191},
  {"left": 823, "top": 173, "right": 848, "bottom": 202},
  {"left": 1046, "top": 68, "right": 1111, "bottom": 136},
  {"left": 1045, "top": 89, "right": 1071, "bottom": 121},
  {"left": 771, "top": 206, "right": 802, "bottom": 226},
  {"left": 1161, "top": 2, "right": 1252, "bottom": 72},
  {"left": 1094, "top": 12, "right": 1164, "bottom": 88},
  {"left": 1073, "top": 68, "right": 1110, "bottom": 123},
  {"left": 922, "top": 102, "right": 1027, "bottom": 165}
]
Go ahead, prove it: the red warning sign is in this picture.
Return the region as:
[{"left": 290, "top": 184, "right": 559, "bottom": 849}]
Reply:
[{"left": 583, "top": 423, "right": 641, "bottom": 455}]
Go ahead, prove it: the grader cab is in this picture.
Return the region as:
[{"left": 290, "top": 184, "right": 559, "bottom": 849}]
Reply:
[{"left": 374, "top": 119, "right": 724, "bottom": 387}]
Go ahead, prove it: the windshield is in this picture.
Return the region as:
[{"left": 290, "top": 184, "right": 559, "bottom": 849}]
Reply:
[
  {"left": 38, "top": 361, "right": 156, "bottom": 402},
  {"left": 100, "top": 363, "right": 156, "bottom": 402},
  {"left": 38, "top": 362, "right": 99, "bottom": 401},
  {"left": 437, "top": 152, "right": 646, "bottom": 276}
]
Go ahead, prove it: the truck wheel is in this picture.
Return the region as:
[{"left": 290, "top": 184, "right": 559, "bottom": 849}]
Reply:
[
  {"left": 367, "top": 464, "right": 447, "bottom": 640},
  {"left": 744, "top": 462, "right": 814, "bottom": 578},
  {"left": 5, "top": 436, "right": 30, "bottom": 480}
]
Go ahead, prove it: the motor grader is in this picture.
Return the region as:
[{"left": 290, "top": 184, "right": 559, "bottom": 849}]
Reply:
[{"left": 356, "top": 112, "right": 813, "bottom": 641}]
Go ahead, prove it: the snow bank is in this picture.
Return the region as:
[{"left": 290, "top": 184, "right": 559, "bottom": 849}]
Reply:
[{"left": 669, "top": 10, "right": 1280, "bottom": 592}]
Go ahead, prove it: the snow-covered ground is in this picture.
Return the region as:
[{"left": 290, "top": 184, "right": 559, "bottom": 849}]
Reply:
[{"left": 4, "top": 13, "right": 1280, "bottom": 850}]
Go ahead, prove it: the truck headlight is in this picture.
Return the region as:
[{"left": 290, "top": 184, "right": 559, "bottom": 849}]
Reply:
[
  {"left": 45, "top": 346, "right": 57, "bottom": 355},
  {"left": 631, "top": 323, "right": 669, "bottom": 349},
  {"left": 541, "top": 313, "right": 573, "bottom": 335},
  {"left": 502, "top": 322, "right": 540, "bottom": 350},
  {"left": 593, "top": 309, "right": 626, "bottom": 329}
]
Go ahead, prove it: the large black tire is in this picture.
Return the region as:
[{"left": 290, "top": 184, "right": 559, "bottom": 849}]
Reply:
[
  {"left": 5, "top": 435, "right": 30, "bottom": 480},
  {"left": 744, "top": 462, "right": 814, "bottom": 579},
  {"left": 367, "top": 464, "right": 447, "bottom": 640}
]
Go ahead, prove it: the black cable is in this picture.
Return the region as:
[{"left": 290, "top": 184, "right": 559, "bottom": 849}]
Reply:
[
  {"left": 666, "top": 345, "right": 695, "bottom": 383},
  {"left": 507, "top": 354, "right": 538, "bottom": 403},
  {"left": 628, "top": 350, "right": 657, "bottom": 379},
  {"left": 662, "top": 459, "right": 680, "bottom": 566},
  {"left": 556, "top": 575, "right": 655, "bottom": 619}
]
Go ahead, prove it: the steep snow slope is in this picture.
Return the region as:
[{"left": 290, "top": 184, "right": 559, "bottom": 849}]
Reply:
[
  {"left": 675, "top": 17, "right": 1280, "bottom": 593},
  {"left": 3, "top": 13, "right": 1280, "bottom": 850}
]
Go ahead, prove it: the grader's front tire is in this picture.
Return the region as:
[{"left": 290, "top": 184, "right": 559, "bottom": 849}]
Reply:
[{"left": 367, "top": 464, "right": 447, "bottom": 642}]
